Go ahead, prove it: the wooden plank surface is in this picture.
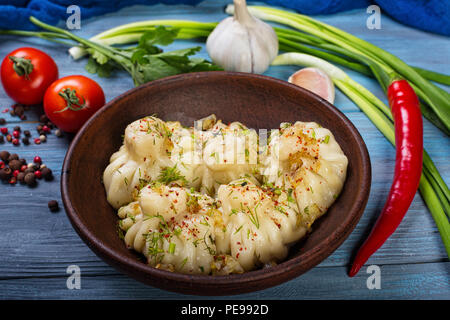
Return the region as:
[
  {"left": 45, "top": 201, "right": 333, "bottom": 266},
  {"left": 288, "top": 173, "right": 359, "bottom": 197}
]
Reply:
[{"left": 0, "top": 0, "right": 448, "bottom": 299}]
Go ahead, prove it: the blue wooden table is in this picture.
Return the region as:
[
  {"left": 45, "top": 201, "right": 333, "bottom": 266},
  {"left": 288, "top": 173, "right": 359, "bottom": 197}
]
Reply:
[{"left": 0, "top": 1, "right": 449, "bottom": 299}]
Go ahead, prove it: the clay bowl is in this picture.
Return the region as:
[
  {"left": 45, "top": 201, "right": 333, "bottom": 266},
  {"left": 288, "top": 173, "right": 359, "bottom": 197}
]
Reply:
[{"left": 62, "top": 71, "right": 371, "bottom": 296}]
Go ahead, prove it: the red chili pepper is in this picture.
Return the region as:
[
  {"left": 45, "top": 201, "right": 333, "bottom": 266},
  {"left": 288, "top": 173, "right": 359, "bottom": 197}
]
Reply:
[{"left": 348, "top": 79, "right": 423, "bottom": 277}]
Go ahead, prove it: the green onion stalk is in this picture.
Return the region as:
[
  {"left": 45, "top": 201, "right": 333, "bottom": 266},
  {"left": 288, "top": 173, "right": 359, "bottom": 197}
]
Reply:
[
  {"left": 273, "top": 52, "right": 450, "bottom": 257},
  {"left": 227, "top": 5, "right": 450, "bottom": 134},
  {"left": 57, "top": 11, "right": 450, "bottom": 135}
]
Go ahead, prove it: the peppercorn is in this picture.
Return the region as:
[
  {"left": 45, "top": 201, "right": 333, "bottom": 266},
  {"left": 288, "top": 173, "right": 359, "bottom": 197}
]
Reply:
[
  {"left": 9, "top": 109, "right": 15, "bottom": 116},
  {"left": 48, "top": 200, "right": 59, "bottom": 212},
  {"left": 0, "top": 118, "right": 5, "bottom": 125},
  {"left": 17, "top": 172, "right": 25, "bottom": 184},
  {"left": 36, "top": 125, "right": 43, "bottom": 132},
  {"left": 39, "top": 115, "right": 49, "bottom": 123},
  {"left": 20, "top": 115, "right": 27, "bottom": 121},
  {"left": 19, "top": 158, "right": 26, "bottom": 165},
  {"left": 39, "top": 135, "right": 47, "bottom": 142},
  {"left": 0, "top": 167, "right": 12, "bottom": 181},
  {"left": 0, "top": 161, "right": 4, "bottom": 169},
  {"left": 20, "top": 165, "right": 27, "bottom": 172},
  {"left": 13, "top": 169, "right": 20, "bottom": 177},
  {"left": 24, "top": 167, "right": 35, "bottom": 174},
  {"left": 14, "top": 105, "right": 24, "bottom": 117},
  {"left": 7, "top": 153, "right": 18, "bottom": 162},
  {"left": 12, "top": 138, "right": 19, "bottom": 146},
  {"left": 24, "top": 130, "right": 31, "bottom": 137},
  {"left": 0, "top": 127, "right": 8, "bottom": 135},
  {"left": 47, "top": 122, "right": 54, "bottom": 129},
  {"left": 6, "top": 134, "right": 12, "bottom": 142},
  {"left": 13, "top": 126, "right": 20, "bottom": 132},
  {"left": 12, "top": 131, "right": 20, "bottom": 138},
  {"left": 42, "top": 125, "right": 50, "bottom": 133},
  {"left": 34, "top": 138, "right": 41, "bottom": 145},
  {"left": 22, "top": 137, "right": 30, "bottom": 145},
  {"left": 41, "top": 167, "right": 53, "bottom": 181},
  {"left": 55, "top": 129, "right": 63, "bottom": 137},
  {"left": 0, "top": 151, "right": 10, "bottom": 161},
  {"left": 24, "top": 172, "right": 36, "bottom": 186},
  {"left": 8, "top": 159, "right": 22, "bottom": 171},
  {"left": 34, "top": 156, "right": 42, "bottom": 164},
  {"left": 35, "top": 170, "right": 42, "bottom": 179},
  {"left": 0, "top": 136, "right": 4, "bottom": 143},
  {"left": 9, "top": 177, "right": 17, "bottom": 184}
]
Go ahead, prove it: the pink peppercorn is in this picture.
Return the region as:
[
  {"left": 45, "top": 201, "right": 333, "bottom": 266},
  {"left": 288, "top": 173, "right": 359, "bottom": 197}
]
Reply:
[
  {"left": 34, "top": 156, "right": 42, "bottom": 164},
  {"left": 0, "top": 161, "right": 4, "bottom": 169},
  {"left": 12, "top": 138, "right": 19, "bottom": 146},
  {"left": 0, "top": 127, "right": 7, "bottom": 134},
  {"left": 13, "top": 169, "right": 20, "bottom": 177},
  {"left": 34, "top": 170, "right": 42, "bottom": 179},
  {"left": 12, "top": 130, "right": 20, "bottom": 138},
  {"left": 20, "top": 165, "right": 27, "bottom": 172},
  {"left": 42, "top": 125, "right": 51, "bottom": 133},
  {"left": 34, "top": 138, "right": 41, "bottom": 145}
]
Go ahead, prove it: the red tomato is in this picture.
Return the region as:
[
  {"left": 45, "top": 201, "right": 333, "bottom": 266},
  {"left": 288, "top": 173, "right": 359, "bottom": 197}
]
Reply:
[
  {"left": 43, "top": 75, "right": 105, "bottom": 133},
  {"left": 1, "top": 47, "right": 58, "bottom": 105}
]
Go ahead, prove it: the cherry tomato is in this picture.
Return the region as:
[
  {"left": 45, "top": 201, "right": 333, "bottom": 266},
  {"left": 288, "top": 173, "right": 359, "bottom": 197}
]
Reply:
[
  {"left": 43, "top": 75, "right": 105, "bottom": 133},
  {"left": 1, "top": 47, "right": 58, "bottom": 105}
]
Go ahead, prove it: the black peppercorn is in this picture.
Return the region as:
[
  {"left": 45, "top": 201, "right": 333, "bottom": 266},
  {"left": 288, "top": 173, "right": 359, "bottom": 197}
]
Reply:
[
  {"left": 13, "top": 126, "right": 21, "bottom": 132},
  {"left": 0, "top": 167, "right": 12, "bottom": 181},
  {"left": 0, "top": 136, "right": 4, "bottom": 144},
  {"left": 20, "top": 115, "right": 26, "bottom": 121},
  {"left": 8, "top": 159, "right": 22, "bottom": 171},
  {"left": 36, "top": 125, "right": 43, "bottom": 132},
  {"left": 24, "top": 130, "right": 31, "bottom": 137},
  {"left": 24, "top": 172, "right": 36, "bottom": 186},
  {"left": 39, "top": 115, "right": 49, "bottom": 124},
  {"left": 14, "top": 105, "right": 24, "bottom": 117},
  {"left": 22, "top": 137, "right": 30, "bottom": 145},
  {"left": 0, "top": 151, "right": 10, "bottom": 161},
  {"left": 24, "top": 167, "right": 35, "bottom": 174},
  {"left": 41, "top": 167, "right": 53, "bottom": 181},
  {"left": 7, "top": 153, "right": 19, "bottom": 162},
  {"left": 19, "top": 158, "right": 26, "bottom": 165},
  {"left": 0, "top": 118, "right": 5, "bottom": 125},
  {"left": 48, "top": 200, "right": 59, "bottom": 212},
  {"left": 17, "top": 172, "right": 26, "bottom": 183}
]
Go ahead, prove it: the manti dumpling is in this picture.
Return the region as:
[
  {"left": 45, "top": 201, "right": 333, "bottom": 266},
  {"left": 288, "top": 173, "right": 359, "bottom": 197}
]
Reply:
[{"left": 105, "top": 116, "right": 348, "bottom": 274}]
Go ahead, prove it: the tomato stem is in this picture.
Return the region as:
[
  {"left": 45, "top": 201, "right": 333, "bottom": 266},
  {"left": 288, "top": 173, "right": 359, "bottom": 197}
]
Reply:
[
  {"left": 9, "top": 56, "right": 34, "bottom": 79},
  {"left": 55, "top": 88, "right": 86, "bottom": 113}
]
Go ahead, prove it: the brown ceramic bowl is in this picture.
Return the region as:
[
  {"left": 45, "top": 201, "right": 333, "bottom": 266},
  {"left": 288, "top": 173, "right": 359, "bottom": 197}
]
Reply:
[{"left": 62, "top": 72, "right": 371, "bottom": 296}]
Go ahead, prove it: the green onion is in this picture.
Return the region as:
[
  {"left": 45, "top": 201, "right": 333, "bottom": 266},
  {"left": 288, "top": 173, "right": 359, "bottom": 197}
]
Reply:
[
  {"left": 230, "top": 5, "right": 450, "bottom": 133},
  {"left": 168, "top": 242, "right": 176, "bottom": 254}
]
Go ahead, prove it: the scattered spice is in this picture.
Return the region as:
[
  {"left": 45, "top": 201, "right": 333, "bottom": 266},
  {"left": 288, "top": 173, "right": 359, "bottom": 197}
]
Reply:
[
  {"left": 48, "top": 200, "right": 59, "bottom": 212},
  {"left": 24, "top": 172, "right": 36, "bottom": 186}
]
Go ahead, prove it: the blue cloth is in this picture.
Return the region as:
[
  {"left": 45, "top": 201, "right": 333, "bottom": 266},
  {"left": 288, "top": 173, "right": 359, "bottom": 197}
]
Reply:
[{"left": 0, "top": 0, "right": 449, "bottom": 36}]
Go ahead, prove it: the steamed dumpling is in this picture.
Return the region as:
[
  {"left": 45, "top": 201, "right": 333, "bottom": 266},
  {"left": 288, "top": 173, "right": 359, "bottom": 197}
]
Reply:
[{"left": 105, "top": 115, "right": 348, "bottom": 274}]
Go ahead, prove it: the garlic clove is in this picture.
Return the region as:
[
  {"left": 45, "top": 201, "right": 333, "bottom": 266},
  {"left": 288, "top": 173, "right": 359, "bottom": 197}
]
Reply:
[
  {"left": 288, "top": 67, "right": 336, "bottom": 104},
  {"left": 206, "top": 0, "right": 278, "bottom": 74}
]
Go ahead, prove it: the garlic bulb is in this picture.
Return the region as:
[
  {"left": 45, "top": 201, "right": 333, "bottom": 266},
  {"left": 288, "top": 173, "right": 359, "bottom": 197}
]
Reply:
[{"left": 206, "top": 0, "right": 278, "bottom": 74}]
